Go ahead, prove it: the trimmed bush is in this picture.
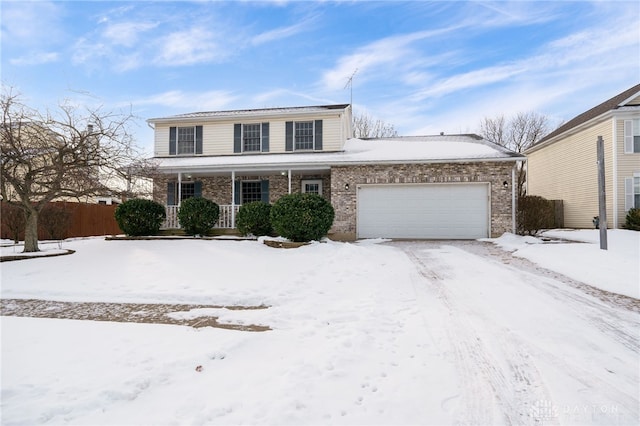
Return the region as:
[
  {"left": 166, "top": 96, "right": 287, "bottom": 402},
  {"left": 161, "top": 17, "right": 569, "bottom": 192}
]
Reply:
[
  {"left": 270, "top": 193, "right": 334, "bottom": 242},
  {"left": 115, "top": 199, "right": 166, "bottom": 236},
  {"left": 517, "top": 195, "right": 555, "bottom": 236},
  {"left": 178, "top": 197, "right": 219, "bottom": 236},
  {"left": 623, "top": 208, "right": 640, "bottom": 231},
  {"left": 236, "top": 201, "right": 273, "bottom": 237}
]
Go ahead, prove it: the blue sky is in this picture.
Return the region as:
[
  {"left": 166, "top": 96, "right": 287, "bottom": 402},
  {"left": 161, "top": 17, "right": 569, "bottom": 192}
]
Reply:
[{"left": 2, "top": 1, "right": 639, "bottom": 154}]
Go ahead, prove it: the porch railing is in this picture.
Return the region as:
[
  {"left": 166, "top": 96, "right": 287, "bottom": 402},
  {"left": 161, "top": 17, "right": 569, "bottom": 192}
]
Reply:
[{"left": 162, "top": 205, "right": 240, "bottom": 230}]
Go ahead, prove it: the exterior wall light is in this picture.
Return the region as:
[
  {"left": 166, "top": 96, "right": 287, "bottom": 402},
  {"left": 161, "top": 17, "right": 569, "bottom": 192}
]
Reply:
[
  {"left": 344, "top": 183, "right": 350, "bottom": 190},
  {"left": 503, "top": 180, "right": 508, "bottom": 189}
]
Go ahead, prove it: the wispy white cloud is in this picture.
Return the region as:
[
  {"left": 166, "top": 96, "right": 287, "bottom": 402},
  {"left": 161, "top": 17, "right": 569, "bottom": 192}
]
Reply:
[
  {"left": 131, "top": 90, "right": 238, "bottom": 112},
  {"left": 321, "top": 26, "right": 463, "bottom": 91},
  {"left": 103, "top": 22, "right": 158, "bottom": 47},
  {"left": 251, "top": 18, "right": 315, "bottom": 46},
  {"left": 1, "top": 0, "right": 64, "bottom": 47},
  {"left": 9, "top": 52, "right": 59, "bottom": 66},
  {"left": 154, "top": 27, "right": 232, "bottom": 66},
  {"left": 411, "top": 64, "right": 525, "bottom": 101}
]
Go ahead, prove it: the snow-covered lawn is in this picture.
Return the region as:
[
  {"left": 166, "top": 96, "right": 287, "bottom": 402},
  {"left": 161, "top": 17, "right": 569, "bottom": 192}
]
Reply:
[{"left": 1, "top": 231, "right": 638, "bottom": 425}]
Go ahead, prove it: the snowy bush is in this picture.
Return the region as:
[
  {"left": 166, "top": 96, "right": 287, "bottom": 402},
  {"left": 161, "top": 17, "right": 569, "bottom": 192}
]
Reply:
[
  {"left": 177, "top": 197, "right": 219, "bottom": 236},
  {"left": 236, "top": 201, "right": 273, "bottom": 237},
  {"left": 114, "top": 199, "right": 166, "bottom": 236},
  {"left": 623, "top": 208, "right": 640, "bottom": 231},
  {"left": 270, "top": 193, "right": 334, "bottom": 242}
]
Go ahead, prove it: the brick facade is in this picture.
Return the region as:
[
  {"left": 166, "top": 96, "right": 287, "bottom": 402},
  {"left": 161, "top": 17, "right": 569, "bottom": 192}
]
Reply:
[
  {"left": 329, "top": 162, "right": 516, "bottom": 240},
  {"left": 153, "top": 173, "right": 331, "bottom": 206},
  {"left": 153, "top": 162, "right": 516, "bottom": 240}
]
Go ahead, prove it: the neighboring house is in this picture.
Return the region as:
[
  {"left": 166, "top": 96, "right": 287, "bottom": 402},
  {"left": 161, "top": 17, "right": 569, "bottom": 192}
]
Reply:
[
  {"left": 526, "top": 84, "right": 640, "bottom": 229},
  {"left": 148, "top": 104, "right": 525, "bottom": 240}
]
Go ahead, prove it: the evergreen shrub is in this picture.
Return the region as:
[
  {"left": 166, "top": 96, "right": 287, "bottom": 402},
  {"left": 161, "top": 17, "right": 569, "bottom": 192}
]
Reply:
[
  {"left": 270, "top": 193, "right": 334, "bottom": 242},
  {"left": 236, "top": 201, "right": 273, "bottom": 236},
  {"left": 623, "top": 208, "right": 640, "bottom": 231},
  {"left": 114, "top": 199, "right": 166, "bottom": 236},
  {"left": 178, "top": 197, "right": 219, "bottom": 236},
  {"left": 517, "top": 195, "right": 555, "bottom": 236}
]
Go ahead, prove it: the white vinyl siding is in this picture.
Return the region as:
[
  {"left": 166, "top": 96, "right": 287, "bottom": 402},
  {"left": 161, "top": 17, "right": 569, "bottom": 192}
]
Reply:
[{"left": 527, "top": 119, "right": 614, "bottom": 228}]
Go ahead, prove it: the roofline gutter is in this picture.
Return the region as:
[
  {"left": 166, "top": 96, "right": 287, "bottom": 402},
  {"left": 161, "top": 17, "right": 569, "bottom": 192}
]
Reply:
[
  {"left": 147, "top": 105, "right": 351, "bottom": 125},
  {"left": 155, "top": 155, "right": 526, "bottom": 175}
]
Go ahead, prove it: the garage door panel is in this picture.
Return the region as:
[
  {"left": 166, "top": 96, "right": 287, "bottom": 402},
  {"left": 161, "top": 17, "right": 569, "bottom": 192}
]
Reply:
[{"left": 357, "top": 184, "right": 489, "bottom": 239}]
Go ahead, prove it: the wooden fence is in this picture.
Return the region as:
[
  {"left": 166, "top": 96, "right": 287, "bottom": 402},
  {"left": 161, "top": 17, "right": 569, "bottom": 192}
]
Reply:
[{"left": 1, "top": 202, "right": 123, "bottom": 241}]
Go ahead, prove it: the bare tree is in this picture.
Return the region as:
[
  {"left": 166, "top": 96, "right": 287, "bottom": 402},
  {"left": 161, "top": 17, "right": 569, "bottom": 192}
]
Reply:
[
  {"left": 353, "top": 112, "right": 399, "bottom": 138},
  {"left": 479, "top": 111, "right": 550, "bottom": 197},
  {"left": 1, "top": 89, "right": 147, "bottom": 252}
]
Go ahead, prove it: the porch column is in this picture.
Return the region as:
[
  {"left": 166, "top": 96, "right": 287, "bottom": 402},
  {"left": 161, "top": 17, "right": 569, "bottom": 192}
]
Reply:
[
  {"left": 177, "top": 172, "right": 182, "bottom": 207},
  {"left": 231, "top": 170, "right": 236, "bottom": 228},
  {"left": 288, "top": 169, "right": 292, "bottom": 194}
]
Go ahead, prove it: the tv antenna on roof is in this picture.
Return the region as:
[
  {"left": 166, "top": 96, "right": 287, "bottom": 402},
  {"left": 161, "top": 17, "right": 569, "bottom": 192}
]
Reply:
[{"left": 344, "top": 68, "right": 358, "bottom": 106}]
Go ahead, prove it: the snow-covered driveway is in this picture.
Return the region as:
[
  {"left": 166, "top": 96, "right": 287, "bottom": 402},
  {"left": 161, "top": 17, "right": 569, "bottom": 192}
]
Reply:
[
  {"left": 1, "top": 236, "right": 638, "bottom": 425},
  {"left": 390, "top": 240, "right": 639, "bottom": 425}
]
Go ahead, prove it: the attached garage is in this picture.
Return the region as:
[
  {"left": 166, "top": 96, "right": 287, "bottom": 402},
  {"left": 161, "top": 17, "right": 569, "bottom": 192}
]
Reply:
[{"left": 356, "top": 183, "right": 490, "bottom": 239}]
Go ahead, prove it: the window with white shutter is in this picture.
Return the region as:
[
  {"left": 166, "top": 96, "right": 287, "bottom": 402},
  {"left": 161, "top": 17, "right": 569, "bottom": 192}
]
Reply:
[{"left": 624, "top": 119, "right": 640, "bottom": 153}]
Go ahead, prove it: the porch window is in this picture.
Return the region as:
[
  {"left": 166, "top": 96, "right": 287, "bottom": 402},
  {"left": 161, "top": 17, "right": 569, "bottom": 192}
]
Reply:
[
  {"left": 180, "top": 182, "right": 196, "bottom": 201},
  {"left": 241, "top": 181, "right": 262, "bottom": 204},
  {"left": 624, "top": 119, "right": 640, "bottom": 153},
  {"left": 301, "top": 179, "right": 323, "bottom": 195},
  {"left": 166, "top": 181, "right": 202, "bottom": 205},
  {"left": 234, "top": 180, "right": 269, "bottom": 205}
]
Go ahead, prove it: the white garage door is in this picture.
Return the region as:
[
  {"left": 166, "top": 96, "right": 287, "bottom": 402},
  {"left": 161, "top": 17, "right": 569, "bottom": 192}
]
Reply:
[{"left": 357, "top": 183, "right": 489, "bottom": 239}]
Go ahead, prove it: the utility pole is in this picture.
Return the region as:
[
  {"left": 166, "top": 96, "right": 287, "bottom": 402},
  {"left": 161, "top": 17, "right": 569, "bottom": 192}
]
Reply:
[{"left": 597, "top": 136, "right": 608, "bottom": 250}]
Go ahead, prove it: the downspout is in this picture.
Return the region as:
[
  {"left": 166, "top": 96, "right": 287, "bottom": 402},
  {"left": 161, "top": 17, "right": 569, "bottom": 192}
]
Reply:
[
  {"left": 612, "top": 118, "right": 618, "bottom": 228},
  {"left": 288, "top": 169, "right": 292, "bottom": 194}
]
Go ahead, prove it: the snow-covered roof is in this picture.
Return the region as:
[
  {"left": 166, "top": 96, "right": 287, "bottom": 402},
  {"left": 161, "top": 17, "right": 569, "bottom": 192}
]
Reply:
[
  {"left": 154, "top": 134, "right": 525, "bottom": 174},
  {"left": 148, "top": 104, "right": 350, "bottom": 123}
]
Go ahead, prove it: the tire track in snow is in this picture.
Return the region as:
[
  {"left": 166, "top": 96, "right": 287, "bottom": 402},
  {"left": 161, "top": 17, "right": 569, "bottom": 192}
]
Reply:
[
  {"left": 401, "top": 246, "right": 556, "bottom": 425},
  {"left": 457, "top": 241, "right": 640, "bottom": 353}
]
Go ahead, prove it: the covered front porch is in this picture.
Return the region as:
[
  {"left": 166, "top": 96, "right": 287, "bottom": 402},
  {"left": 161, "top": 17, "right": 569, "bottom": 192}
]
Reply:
[{"left": 157, "top": 166, "right": 332, "bottom": 230}]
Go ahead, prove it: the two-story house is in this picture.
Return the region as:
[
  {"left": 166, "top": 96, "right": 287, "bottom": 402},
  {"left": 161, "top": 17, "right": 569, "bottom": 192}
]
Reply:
[
  {"left": 526, "top": 83, "right": 640, "bottom": 229},
  {"left": 148, "top": 104, "right": 525, "bottom": 240}
]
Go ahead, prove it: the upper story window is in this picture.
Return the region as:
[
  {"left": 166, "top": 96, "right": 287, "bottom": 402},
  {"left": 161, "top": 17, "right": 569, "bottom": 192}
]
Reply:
[
  {"left": 177, "top": 127, "right": 195, "bottom": 154},
  {"left": 624, "top": 119, "right": 640, "bottom": 153},
  {"left": 295, "top": 121, "right": 314, "bottom": 150},
  {"left": 234, "top": 123, "right": 269, "bottom": 153},
  {"left": 286, "top": 120, "right": 323, "bottom": 152},
  {"left": 169, "top": 126, "right": 202, "bottom": 155},
  {"left": 243, "top": 124, "right": 261, "bottom": 152}
]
